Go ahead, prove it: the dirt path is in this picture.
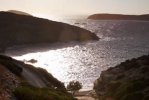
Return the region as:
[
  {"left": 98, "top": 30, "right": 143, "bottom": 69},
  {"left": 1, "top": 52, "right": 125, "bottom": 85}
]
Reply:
[
  {"left": 76, "top": 96, "right": 95, "bottom": 100},
  {"left": 22, "top": 67, "right": 46, "bottom": 88},
  {"left": 75, "top": 91, "right": 96, "bottom": 100}
]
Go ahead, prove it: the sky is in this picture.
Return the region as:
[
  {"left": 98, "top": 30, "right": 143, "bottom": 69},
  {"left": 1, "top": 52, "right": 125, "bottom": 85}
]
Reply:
[{"left": 0, "top": 0, "right": 149, "bottom": 17}]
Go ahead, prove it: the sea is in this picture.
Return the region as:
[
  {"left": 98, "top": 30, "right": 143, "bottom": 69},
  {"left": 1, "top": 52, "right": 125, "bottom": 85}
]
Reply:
[{"left": 6, "top": 19, "right": 149, "bottom": 90}]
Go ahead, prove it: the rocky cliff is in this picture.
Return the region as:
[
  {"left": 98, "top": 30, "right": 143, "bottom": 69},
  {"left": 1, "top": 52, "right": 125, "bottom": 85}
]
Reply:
[
  {"left": 0, "top": 11, "right": 99, "bottom": 52},
  {"left": 94, "top": 55, "right": 149, "bottom": 100},
  {"left": 0, "top": 55, "right": 75, "bottom": 100},
  {"left": 88, "top": 14, "right": 149, "bottom": 21}
]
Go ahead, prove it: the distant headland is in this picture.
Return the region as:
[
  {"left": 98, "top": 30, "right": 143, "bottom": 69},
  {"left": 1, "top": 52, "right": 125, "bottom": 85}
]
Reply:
[
  {"left": 88, "top": 14, "right": 149, "bottom": 21},
  {"left": 7, "top": 10, "right": 32, "bottom": 16},
  {"left": 0, "top": 11, "right": 99, "bottom": 52}
]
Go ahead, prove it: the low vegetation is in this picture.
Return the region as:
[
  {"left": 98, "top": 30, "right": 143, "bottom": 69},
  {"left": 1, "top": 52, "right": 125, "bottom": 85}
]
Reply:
[
  {"left": 13, "top": 83, "right": 75, "bottom": 100},
  {"left": 67, "top": 81, "right": 82, "bottom": 95},
  {"left": 94, "top": 55, "right": 149, "bottom": 100}
]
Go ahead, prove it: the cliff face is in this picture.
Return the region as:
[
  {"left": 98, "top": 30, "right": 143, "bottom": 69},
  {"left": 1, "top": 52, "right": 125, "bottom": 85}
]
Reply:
[
  {"left": 94, "top": 55, "right": 149, "bottom": 100},
  {"left": 0, "top": 11, "right": 99, "bottom": 51},
  {"left": 0, "top": 55, "right": 74, "bottom": 100},
  {"left": 88, "top": 14, "right": 149, "bottom": 21}
]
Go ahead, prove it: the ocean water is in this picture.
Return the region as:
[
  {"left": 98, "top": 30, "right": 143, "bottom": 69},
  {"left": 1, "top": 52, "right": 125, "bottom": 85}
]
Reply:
[{"left": 6, "top": 20, "right": 149, "bottom": 90}]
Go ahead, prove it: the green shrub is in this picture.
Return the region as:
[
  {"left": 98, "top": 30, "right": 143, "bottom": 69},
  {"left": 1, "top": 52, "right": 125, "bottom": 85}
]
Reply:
[
  {"left": 67, "top": 81, "right": 82, "bottom": 95},
  {"left": 113, "top": 80, "right": 147, "bottom": 100},
  {"left": 107, "top": 81, "right": 121, "bottom": 96},
  {"left": 13, "top": 85, "right": 74, "bottom": 100}
]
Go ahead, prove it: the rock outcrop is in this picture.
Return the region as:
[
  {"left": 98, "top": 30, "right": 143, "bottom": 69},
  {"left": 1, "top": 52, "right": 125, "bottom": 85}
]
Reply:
[
  {"left": 88, "top": 14, "right": 149, "bottom": 21},
  {"left": 94, "top": 55, "right": 149, "bottom": 100},
  {"left": 0, "top": 55, "right": 74, "bottom": 100},
  {"left": 0, "top": 11, "right": 99, "bottom": 52}
]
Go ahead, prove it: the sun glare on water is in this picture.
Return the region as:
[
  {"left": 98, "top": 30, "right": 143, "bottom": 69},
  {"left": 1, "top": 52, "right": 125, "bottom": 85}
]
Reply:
[{"left": 13, "top": 47, "right": 81, "bottom": 85}]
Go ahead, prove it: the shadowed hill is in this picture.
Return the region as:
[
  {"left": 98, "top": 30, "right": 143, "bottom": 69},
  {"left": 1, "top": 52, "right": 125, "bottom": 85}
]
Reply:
[
  {"left": 94, "top": 55, "right": 149, "bottom": 100},
  {"left": 88, "top": 14, "right": 149, "bottom": 21},
  {"left": 0, "top": 11, "right": 99, "bottom": 52},
  {"left": 0, "top": 55, "right": 75, "bottom": 100},
  {"left": 0, "top": 55, "right": 65, "bottom": 90}
]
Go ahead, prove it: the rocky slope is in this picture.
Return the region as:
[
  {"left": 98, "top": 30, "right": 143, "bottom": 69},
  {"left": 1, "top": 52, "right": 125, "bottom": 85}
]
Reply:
[
  {"left": 0, "top": 55, "right": 74, "bottom": 100},
  {"left": 88, "top": 14, "right": 149, "bottom": 21},
  {"left": 0, "top": 11, "right": 99, "bottom": 52},
  {"left": 94, "top": 55, "right": 149, "bottom": 100}
]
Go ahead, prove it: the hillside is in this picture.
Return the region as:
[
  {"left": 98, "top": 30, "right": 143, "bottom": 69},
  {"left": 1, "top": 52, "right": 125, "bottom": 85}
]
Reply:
[
  {"left": 0, "top": 55, "right": 75, "bottom": 100},
  {"left": 94, "top": 55, "right": 149, "bottom": 100},
  {"left": 0, "top": 11, "right": 99, "bottom": 52},
  {"left": 88, "top": 14, "right": 149, "bottom": 21}
]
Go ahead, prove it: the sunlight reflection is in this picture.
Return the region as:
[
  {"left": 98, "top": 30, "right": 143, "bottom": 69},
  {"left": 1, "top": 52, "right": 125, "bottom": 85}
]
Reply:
[
  {"left": 13, "top": 48, "right": 71, "bottom": 82},
  {"left": 12, "top": 43, "right": 108, "bottom": 90}
]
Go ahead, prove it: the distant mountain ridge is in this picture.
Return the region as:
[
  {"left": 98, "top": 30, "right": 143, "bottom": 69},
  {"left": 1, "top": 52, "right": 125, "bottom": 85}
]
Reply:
[
  {"left": 0, "top": 11, "right": 99, "bottom": 52},
  {"left": 88, "top": 14, "right": 149, "bottom": 21}
]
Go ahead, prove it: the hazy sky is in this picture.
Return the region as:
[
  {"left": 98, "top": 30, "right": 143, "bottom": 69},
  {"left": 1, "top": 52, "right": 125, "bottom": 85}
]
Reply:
[{"left": 0, "top": 0, "right": 149, "bottom": 16}]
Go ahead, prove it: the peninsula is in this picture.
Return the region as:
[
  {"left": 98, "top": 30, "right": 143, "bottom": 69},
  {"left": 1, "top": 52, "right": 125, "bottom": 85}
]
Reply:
[
  {"left": 88, "top": 14, "right": 149, "bottom": 21},
  {"left": 0, "top": 11, "right": 99, "bottom": 52}
]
